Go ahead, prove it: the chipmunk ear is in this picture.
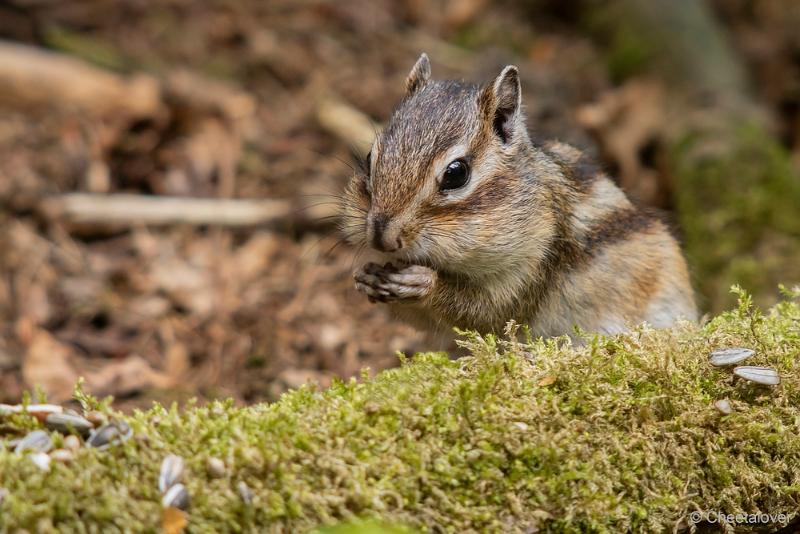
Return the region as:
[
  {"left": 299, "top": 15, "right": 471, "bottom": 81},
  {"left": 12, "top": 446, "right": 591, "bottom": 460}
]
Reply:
[
  {"left": 405, "top": 53, "right": 431, "bottom": 96},
  {"left": 480, "top": 65, "right": 522, "bottom": 144}
]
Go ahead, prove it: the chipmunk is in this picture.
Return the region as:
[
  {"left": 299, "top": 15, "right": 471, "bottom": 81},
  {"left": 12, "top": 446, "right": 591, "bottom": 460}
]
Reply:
[{"left": 341, "top": 53, "right": 697, "bottom": 340}]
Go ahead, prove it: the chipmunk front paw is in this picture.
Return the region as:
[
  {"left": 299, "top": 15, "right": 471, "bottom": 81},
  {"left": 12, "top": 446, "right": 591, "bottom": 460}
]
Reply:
[{"left": 354, "top": 262, "right": 436, "bottom": 303}]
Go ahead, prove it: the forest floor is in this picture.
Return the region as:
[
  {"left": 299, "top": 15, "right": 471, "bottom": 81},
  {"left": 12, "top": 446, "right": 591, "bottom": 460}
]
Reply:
[{"left": 0, "top": 0, "right": 798, "bottom": 410}]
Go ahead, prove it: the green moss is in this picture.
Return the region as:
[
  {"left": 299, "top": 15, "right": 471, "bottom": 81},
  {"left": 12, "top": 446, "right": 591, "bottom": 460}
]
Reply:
[
  {"left": 2, "top": 290, "right": 800, "bottom": 532},
  {"left": 582, "top": 3, "right": 656, "bottom": 83},
  {"left": 673, "top": 124, "right": 800, "bottom": 312},
  {"left": 314, "top": 521, "right": 416, "bottom": 534},
  {"left": 604, "top": 35, "right": 653, "bottom": 84},
  {"left": 582, "top": 0, "right": 800, "bottom": 312}
]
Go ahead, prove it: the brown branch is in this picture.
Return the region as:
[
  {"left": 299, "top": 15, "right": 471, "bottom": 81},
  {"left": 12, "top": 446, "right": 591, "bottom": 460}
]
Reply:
[
  {"left": 41, "top": 193, "right": 292, "bottom": 228},
  {"left": 0, "top": 40, "right": 160, "bottom": 118},
  {"left": 316, "top": 96, "right": 377, "bottom": 155}
]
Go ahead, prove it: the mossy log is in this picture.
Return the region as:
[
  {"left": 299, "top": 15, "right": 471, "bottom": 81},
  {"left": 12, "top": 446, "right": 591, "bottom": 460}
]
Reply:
[{"left": 1, "top": 289, "right": 799, "bottom": 532}]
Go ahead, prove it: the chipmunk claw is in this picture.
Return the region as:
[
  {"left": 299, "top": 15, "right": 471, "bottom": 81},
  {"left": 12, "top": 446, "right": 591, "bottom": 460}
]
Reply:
[{"left": 354, "top": 262, "right": 436, "bottom": 303}]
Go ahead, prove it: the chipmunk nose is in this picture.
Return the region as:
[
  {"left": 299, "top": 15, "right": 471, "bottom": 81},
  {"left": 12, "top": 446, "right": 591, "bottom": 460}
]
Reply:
[{"left": 369, "top": 212, "right": 404, "bottom": 252}]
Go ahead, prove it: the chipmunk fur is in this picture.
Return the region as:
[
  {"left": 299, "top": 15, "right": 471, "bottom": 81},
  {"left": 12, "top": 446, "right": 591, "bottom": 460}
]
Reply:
[{"left": 341, "top": 53, "right": 697, "bottom": 339}]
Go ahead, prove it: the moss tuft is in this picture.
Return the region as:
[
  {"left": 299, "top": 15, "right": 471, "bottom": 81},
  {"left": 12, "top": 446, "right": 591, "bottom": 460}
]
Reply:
[
  {"left": 1, "top": 291, "right": 800, "bottom": 532},
  {"left": 673, "top": 124, "right": 800, "bottom": 312}
]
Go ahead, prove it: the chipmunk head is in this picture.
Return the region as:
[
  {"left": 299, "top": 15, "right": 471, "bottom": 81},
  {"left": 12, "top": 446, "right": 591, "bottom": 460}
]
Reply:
[{"left": 342, "top": 53, "right": 552, "bottom": 276}]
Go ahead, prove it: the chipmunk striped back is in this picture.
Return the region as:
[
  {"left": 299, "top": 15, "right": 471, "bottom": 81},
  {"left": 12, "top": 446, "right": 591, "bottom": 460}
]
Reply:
[{"left": 343, "top": 54, "right": 697, "bottom": 340}]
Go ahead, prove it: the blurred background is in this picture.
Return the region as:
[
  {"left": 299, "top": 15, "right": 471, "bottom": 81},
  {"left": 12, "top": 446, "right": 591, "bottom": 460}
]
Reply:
[{"left": 0, "top": 0, "right": 798, "bottom": 409}]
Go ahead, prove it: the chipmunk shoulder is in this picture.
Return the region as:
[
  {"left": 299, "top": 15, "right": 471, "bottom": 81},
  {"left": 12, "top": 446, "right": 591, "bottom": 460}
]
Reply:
[{"left": 341, "top": 53, "right": 697, "bottom": 339}]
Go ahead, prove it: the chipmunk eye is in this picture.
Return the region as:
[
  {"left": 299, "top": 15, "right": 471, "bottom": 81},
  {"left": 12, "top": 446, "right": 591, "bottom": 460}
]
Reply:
[{"left": 440, "top": 159, "right": 470, "bottom": 191}]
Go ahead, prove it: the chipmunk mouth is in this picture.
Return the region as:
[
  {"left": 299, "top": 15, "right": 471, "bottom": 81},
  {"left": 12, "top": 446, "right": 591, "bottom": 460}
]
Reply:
[
  {"left": 369, "top": 228, "right": 446, "bottom": 270},
  {"left": 390, "top": 243, "right": 438, "bottom": 269}
]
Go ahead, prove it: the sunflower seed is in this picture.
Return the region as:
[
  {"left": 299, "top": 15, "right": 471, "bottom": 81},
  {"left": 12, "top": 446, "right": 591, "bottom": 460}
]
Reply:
[
  {"left": 206, "top": 457, "right": 226, "bottom": 478},
  {"left": 162, "top": 483, "right": 190, "bottom": 510},
  {"left": 237, "top": 481, "right": 253, "bottom": 504},
  {"left": 0, "top": 404, "right": 63, "bottom": 418},
  {"left": 714, "top": 399, "right": 733, "bottom": 415},
  {"left": 45, "top": 413, "right": 93, "bottom": 437},
  {"left": 733, "top": 366, "right": 781, "bottom": 386},
  {"left": 87, "top": 421, "right": 133, "bottom": 449},
  {"left": 29, "top": 451, "right": 51, "bottom": 472},
  {"left": 709, "top": 348, "right": 754, "bottom": 367},
  {"left": 14, "top": 430, "right": 52, "bottom": 454},
  {"left": 159, "top": 455, "right": 185, "bottom": 493}
]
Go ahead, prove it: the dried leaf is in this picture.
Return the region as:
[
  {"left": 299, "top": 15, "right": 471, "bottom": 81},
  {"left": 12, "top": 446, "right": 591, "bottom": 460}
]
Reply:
[
  {"left": 85, "top": 355, "right": 172, "bottom": 397},
  {"left": 576, "top": 80, "right": 666, "bottom": 204},
  {"left": 161, "top": 506, "right": 187, "bottom": 534},
  {"left": 19, "top": 323, "right": 79, "bottom": 403},
  {"left": 537, "top": 375, "right": 557, "bottom": 387}
]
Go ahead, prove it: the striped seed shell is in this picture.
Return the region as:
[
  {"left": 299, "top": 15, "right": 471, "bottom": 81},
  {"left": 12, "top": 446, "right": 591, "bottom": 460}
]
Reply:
[
  {"left": 709, "top": 348, "right": 754, "bottom": 367},
  {"left": 14, "top": 430, "right": 52, "bottom": 454},
  {"left": 159, "top": 455, "right": 185, "bottom": 493},
  {"left": 237, "top": 481, "right": 253, "bottom": 504},
  {"left": 45, "top": 412, "right": 93, "bottom": 437},
  {"left": 87, "top": 420, "right": 133, "bottom": 449},
  {"left": 733, "top": 366, "right": 781, "bottom": 386},
  {"left": 1, "top": 404, "right": 63, "bottom": 423},
  {"left": 162, "top": 483, "right": 190, "bottom": 510}
]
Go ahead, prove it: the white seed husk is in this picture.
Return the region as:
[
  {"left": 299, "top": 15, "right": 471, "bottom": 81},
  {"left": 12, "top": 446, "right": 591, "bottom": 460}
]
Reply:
[
  {"left": 709, "top": 347, "right": 754, "bottom": 367},
  {"left": 0, "top": 404, "right": 63, "bottom": 416},
  {"left": 159, "top": 455, "right": 185, "bottom": 493},
  {"left": 162, "top": 483, "right": 190, "bottom": 510},
  {"left": 29, "top": 452, "right": 51, "bottom": 472},
  {"left": 87, "top": 421, "right": 133, "bottom": 449},
  {"left": 733, "top": 366, "right": 781, "bottom": 386},
  {"left": 15, "top": 430, "right": 52, "bottom": 454},
  {"left": 45, "top": 412, "right": 94, "bottom": 436},
  {"left": 238, "top": 481, "right": 253, "bottom": 504}
]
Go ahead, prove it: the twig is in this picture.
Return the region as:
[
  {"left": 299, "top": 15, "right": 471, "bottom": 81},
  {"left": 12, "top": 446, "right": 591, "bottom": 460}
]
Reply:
[
  {"left": 0, "top": 40, "right": 160, "bottom": 118},
  {"left": 316, "top": 96, "right": 377, "bottom": 155},
  {"left": 41, "top": 193, "right": 292, "bottom": 228}
]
